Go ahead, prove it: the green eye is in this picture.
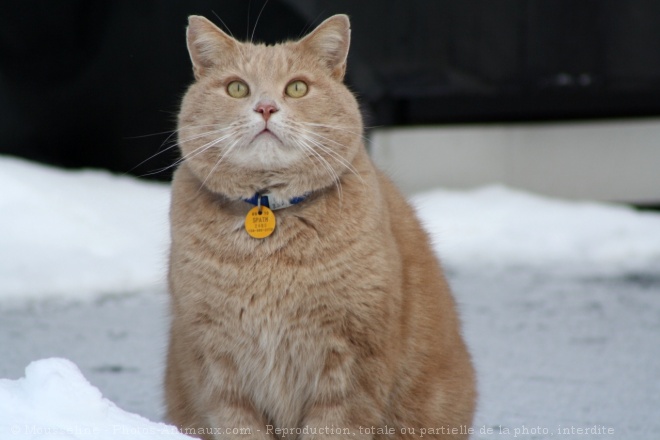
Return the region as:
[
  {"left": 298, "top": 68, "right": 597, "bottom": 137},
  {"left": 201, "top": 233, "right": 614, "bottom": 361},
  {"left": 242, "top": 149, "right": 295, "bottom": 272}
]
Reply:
[
  {"left": 227, "top": 80, "right": 249, "bottom": 98},
  {"left": 285, "top": 80, "right": 308, "bottom": 98}
]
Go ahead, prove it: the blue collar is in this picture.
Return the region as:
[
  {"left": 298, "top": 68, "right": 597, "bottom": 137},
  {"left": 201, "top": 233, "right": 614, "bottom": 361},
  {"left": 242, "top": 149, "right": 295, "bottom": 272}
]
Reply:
[{"left": 242, "top": 193, "right": 308, "bottom": 211}]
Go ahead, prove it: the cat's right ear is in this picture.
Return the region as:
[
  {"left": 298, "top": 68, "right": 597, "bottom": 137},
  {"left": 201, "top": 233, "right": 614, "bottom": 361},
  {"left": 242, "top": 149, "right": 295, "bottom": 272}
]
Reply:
[
  {"left": 186, "top": 16, "right": 237, "bottom": 80},
  {"left": 298, "top": 15, "right": 351, "bottom": 81}
]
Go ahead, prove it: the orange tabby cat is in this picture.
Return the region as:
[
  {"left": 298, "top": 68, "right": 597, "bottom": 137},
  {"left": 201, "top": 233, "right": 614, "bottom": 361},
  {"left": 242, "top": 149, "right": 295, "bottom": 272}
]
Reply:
[{"left": 166, "top": 14, "right": 476, "bottom": 440}]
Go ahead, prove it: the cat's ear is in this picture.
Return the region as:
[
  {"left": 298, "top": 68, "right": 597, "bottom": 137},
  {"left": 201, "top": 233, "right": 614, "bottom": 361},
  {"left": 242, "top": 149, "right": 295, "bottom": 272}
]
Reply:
[
  {"left": 299, "top": 14, "right": 351, "bottom": 81},
  {"left": 186, "top": 16, "right": 238, "bottom": 79}
]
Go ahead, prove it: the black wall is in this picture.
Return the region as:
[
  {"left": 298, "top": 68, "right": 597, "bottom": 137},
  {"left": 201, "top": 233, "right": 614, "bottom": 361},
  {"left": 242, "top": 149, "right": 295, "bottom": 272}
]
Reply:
[{"left": 2, "top": 0, "right": 659, "bottom": 179}]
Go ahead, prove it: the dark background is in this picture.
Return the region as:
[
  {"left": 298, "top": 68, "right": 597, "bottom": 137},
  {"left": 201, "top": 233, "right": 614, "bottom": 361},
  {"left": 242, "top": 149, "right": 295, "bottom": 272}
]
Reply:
[{"left": 2, "top": 0, "right": 660, "bottom": 180}]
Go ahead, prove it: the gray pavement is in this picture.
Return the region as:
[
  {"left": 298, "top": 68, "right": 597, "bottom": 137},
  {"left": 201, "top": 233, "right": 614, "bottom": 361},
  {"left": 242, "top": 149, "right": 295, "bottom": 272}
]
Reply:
[{"left": 1, "top": 265, "right": 658, "bottom": 439}]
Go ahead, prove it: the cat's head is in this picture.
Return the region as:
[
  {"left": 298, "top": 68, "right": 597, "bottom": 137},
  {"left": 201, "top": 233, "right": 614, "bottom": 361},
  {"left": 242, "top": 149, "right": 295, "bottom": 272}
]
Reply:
[{"left": 177, "top": 14, "right": 363, "bottom": 201}]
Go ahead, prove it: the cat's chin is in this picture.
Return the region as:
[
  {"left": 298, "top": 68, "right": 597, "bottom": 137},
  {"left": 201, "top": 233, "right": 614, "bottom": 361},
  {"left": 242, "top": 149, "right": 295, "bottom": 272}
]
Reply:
[{"left": 233, "top": 135, "right": 302, "bottom": 170}]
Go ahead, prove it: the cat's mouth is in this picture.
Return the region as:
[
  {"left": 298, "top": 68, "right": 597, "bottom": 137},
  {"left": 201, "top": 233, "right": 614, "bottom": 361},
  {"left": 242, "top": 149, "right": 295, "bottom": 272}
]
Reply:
[{"left": 254, "top": 128, "right": 282, "bottom": 143}]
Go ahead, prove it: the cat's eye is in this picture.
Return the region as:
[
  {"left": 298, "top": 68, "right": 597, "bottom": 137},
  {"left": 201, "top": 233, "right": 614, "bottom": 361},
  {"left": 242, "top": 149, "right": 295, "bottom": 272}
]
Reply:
[
  {"left": 285, "top": 80, "right": 308, "bottom": 98},
  {"left": 227, "top": 80, "right": 249, "bottom": 98}
]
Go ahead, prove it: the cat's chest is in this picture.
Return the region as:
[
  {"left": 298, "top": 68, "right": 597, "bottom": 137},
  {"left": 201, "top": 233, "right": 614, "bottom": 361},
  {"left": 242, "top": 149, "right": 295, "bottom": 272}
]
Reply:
[
  {"left": 228, "top": 258, "right": 339, "bottom": 341},
  {"left": 219, "top": 264, "right": 336, "bottom": 426}
]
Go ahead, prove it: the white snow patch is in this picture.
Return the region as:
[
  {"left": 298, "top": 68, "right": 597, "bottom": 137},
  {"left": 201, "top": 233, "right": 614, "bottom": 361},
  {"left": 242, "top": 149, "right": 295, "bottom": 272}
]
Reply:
[
  {"left": 3, "top": 156, "right": 659, "bottom": 303},
  {"left": 0, "top": 358, "right": 192, "bottom": 440},
  {"left": 413, "top": 185, "right": 660, "bottom": 276},
  {"left": 0, "top": 156, "right": 170, "bottom": 300}
]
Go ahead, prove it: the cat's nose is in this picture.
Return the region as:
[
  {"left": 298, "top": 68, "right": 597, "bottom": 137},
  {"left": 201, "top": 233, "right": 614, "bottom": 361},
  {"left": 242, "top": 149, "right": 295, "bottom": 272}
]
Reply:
[{"left": 254, "top": 101, "right": 279, "bottom": 121}]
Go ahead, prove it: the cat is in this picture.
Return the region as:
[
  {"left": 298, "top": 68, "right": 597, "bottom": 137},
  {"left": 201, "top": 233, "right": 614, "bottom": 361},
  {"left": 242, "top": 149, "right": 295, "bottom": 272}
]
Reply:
[{"left": 166, "top": 14, "right": 476, "bottom": 440}]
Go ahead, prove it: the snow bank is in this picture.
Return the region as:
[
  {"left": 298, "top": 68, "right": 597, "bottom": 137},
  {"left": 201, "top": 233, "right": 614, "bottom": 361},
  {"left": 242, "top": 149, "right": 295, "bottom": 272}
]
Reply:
[
  {"left": 2, "top": 155, "right": 659, "bottom": 302},
  {"left": 0, "top": 358, "right": 192, "bottom": 440},
  {"left": 413, "top": 185, "right": 660, "bottom": 276},
  {"left": 0, "top": 156, "right": 170, "bottom": 300}
]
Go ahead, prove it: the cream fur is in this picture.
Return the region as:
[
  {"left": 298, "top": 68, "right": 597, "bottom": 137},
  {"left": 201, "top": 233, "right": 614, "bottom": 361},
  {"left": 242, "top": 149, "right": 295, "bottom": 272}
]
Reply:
[{"left": 166, "top": 14, "right": 476, "bottom": 440}]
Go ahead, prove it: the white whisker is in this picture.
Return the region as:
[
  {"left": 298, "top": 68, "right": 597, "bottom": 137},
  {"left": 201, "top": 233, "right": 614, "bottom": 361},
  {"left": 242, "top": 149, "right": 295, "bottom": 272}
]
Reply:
[
  {"left": 290, "top": 124, "right": 366, "bottom": 187},
  {"left": 293, "top": 121, "right": 369, "bottom": 141},
  {"left": 196, "top": 136, "right": 242, "bottom": 194},
  {"left": 250, "top": 0, "right": 270, "bottom": 44},
  {"left": 291, "top": 136, "right": 343, "bottom": 203},
  {"left": 176, "top": 126, "right": 238, "bottom": 147},
  {"left": 143, "top": 129, "right": 239, "bottom": 177},
  {"left": 130, "top": 124, "right": 239, "bottom": 177}
]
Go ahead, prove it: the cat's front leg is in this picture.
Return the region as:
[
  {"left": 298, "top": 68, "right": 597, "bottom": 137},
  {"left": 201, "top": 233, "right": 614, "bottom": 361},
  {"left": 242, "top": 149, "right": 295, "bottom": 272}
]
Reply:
[
  {"left": 299, "top": 397, "right": 382, "bottom": 440},
  {"left": 299, "top": 351, "right": 386, "bottom": 440},
  {"left": 205, "top": 403, "right": 276, "bottom": 440},
  {"left": 196, "top": 354, "right": 276, "bottom": 440}
]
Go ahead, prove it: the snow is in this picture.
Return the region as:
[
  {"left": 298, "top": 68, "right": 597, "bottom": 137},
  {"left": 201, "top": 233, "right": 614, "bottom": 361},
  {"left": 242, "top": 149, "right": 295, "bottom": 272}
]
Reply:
[
  {"left": 0, "top": 156, "right": 170, "bottom": 300},
  {"left": 0, "top": 358, "right": 191, "bottom": 440},
  {"left": 1, "top": 154, "right": 659, "bottom": 439},
  {"left": 413, "top": 185, "right": 660, "bottom": 276}
]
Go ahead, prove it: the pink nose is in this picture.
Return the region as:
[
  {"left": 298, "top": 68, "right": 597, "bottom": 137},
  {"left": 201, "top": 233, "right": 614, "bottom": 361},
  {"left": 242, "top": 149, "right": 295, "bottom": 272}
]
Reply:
[{"left": 254, "top": 102, "right": 279, "bottom": 121}]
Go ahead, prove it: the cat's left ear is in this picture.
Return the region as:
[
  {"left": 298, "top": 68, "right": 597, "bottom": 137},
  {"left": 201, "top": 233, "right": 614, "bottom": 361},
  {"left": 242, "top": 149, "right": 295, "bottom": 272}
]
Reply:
[
  {"left": 186, "top": 15, "right": 238, "bottom": 79},
  {"left": 299, "top": 14, "right": 351, "bottom": 81}
]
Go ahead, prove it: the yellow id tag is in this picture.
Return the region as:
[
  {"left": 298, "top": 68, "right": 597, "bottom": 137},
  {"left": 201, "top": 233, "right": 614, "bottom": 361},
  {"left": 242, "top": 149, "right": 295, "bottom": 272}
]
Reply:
[{"left": 245, "top": 206, "right": 276, "bottom": 239}]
